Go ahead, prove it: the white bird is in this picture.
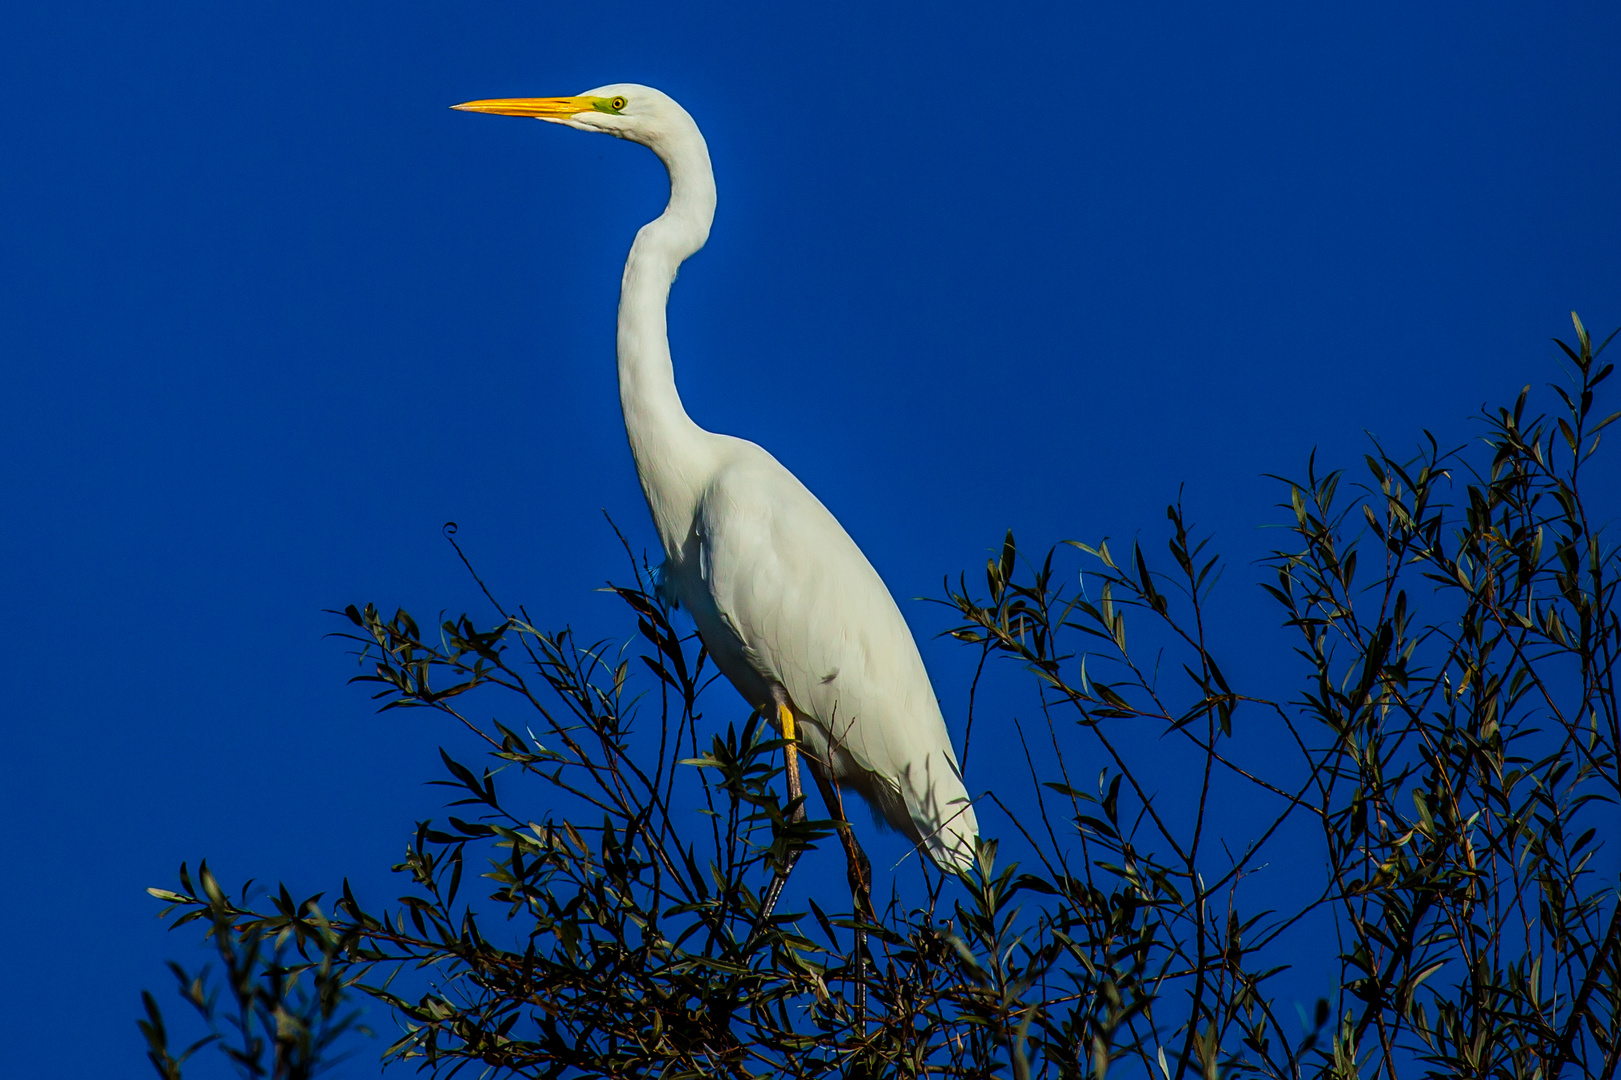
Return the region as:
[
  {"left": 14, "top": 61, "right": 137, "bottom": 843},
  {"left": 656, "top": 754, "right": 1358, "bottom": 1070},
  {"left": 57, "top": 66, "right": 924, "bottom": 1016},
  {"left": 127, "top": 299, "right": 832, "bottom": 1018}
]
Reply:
[{"left": 453, "top": 84, "right": 979, "bottom": 884}]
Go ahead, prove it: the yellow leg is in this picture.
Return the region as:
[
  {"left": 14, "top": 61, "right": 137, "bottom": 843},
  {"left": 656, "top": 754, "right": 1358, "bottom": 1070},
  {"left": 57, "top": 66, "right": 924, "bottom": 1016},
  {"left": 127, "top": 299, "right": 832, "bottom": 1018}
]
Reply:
[
  {"left": 759, "top": 703, "right": 868, "bottom": 1021},
  {"left": 777, "top": 701, "right": 804, "bottom": 821},
  {"left": 753, "top": 699, "right": 809, "bottom": 936}
]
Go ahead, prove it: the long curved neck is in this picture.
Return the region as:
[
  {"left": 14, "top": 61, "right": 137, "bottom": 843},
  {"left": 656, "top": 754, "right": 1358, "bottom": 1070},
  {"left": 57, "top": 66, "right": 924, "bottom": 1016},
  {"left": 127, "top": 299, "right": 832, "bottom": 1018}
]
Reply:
[{"left": 618, "top": 120, "right": 718, "bottom": 558}]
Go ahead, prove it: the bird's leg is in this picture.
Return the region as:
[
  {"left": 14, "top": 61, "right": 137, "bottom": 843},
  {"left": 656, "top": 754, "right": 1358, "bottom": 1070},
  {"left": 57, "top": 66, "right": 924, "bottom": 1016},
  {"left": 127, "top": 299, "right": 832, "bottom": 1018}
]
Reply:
[
  {"left": 810, "top": 769, "right": 873, "bottom": 1024},
  {"left": 778, "top": 700, "right": 807, "bottom": 825},
  {"left": 753, "top": 699, "right": 807, "bottom": 934}
]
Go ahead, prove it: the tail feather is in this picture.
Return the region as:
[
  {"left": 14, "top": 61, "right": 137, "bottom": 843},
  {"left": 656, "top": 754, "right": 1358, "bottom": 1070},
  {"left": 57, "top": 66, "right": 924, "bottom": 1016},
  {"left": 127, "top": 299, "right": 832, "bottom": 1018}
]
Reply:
[{"left": 905, "top": 749, "right": 980, "bottom": 874}]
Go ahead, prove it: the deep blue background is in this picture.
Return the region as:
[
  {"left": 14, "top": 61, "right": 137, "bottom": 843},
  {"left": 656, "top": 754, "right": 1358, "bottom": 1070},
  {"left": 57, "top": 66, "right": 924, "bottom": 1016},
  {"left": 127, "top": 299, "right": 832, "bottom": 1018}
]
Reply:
[{"left": 3, "top": 2, "right": 1618, "bottom": 1073}]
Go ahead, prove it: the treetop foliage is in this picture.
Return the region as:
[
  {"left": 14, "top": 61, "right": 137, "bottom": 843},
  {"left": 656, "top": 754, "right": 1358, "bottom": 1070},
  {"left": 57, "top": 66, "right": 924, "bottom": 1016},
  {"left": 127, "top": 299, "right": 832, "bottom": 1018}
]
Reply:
[{"left": 145, "top": 315, "right": 1619, "bottom": 1079}]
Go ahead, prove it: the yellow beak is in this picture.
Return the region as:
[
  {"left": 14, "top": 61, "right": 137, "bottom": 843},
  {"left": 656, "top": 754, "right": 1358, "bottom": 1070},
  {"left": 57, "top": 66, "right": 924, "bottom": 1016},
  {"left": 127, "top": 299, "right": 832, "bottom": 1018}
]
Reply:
[{"left": 450, "top": 96, "right": 597, "bottom": 119}]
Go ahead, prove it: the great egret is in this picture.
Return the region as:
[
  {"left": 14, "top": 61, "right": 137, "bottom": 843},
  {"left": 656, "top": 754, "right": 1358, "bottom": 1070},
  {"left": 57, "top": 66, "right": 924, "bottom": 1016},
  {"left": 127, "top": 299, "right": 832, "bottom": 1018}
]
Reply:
[{"left": 453, "top": 85, "right": 979, "bottom": 902}]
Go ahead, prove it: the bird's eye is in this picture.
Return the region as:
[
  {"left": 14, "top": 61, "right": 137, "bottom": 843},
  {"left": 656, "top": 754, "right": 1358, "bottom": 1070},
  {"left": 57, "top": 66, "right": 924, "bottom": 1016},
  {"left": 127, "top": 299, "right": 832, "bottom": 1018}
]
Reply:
[{"left": 611, "top": 96, "right": 627, "bottom": 111}]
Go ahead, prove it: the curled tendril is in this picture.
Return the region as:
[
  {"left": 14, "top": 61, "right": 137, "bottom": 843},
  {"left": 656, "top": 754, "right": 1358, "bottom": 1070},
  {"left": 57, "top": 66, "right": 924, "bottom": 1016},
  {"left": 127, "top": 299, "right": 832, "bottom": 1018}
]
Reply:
[{"left": 440, "top": 521, "right": 509, "bottom": 619}]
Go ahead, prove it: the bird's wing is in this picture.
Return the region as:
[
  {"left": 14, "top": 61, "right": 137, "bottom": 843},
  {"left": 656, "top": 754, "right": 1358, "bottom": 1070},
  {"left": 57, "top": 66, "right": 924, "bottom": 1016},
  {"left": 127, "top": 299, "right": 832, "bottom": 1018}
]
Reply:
[{"left": 693, "top": 443, "right": 978, "bottom": 868}]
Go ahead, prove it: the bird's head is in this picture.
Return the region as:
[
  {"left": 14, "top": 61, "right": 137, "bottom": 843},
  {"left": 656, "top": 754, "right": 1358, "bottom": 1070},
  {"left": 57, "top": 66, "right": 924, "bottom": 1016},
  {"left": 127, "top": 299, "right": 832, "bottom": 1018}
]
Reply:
[{"left": 452, "top": 83, "right": 693, "bottom": 150}]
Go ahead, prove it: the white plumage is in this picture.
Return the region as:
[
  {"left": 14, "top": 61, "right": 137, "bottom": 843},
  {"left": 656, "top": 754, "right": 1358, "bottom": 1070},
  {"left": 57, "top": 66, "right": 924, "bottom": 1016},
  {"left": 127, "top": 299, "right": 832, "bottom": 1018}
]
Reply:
[{"left": 455, "top": 83, "right": 978, "bottom": 872}]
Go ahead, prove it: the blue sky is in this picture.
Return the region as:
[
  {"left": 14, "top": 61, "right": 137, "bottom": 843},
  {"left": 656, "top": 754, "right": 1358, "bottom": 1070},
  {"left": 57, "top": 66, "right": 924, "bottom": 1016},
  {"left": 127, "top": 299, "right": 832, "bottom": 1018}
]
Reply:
[{"left": 3, "top": 2, "right": 1619, "bottom": 1074}]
